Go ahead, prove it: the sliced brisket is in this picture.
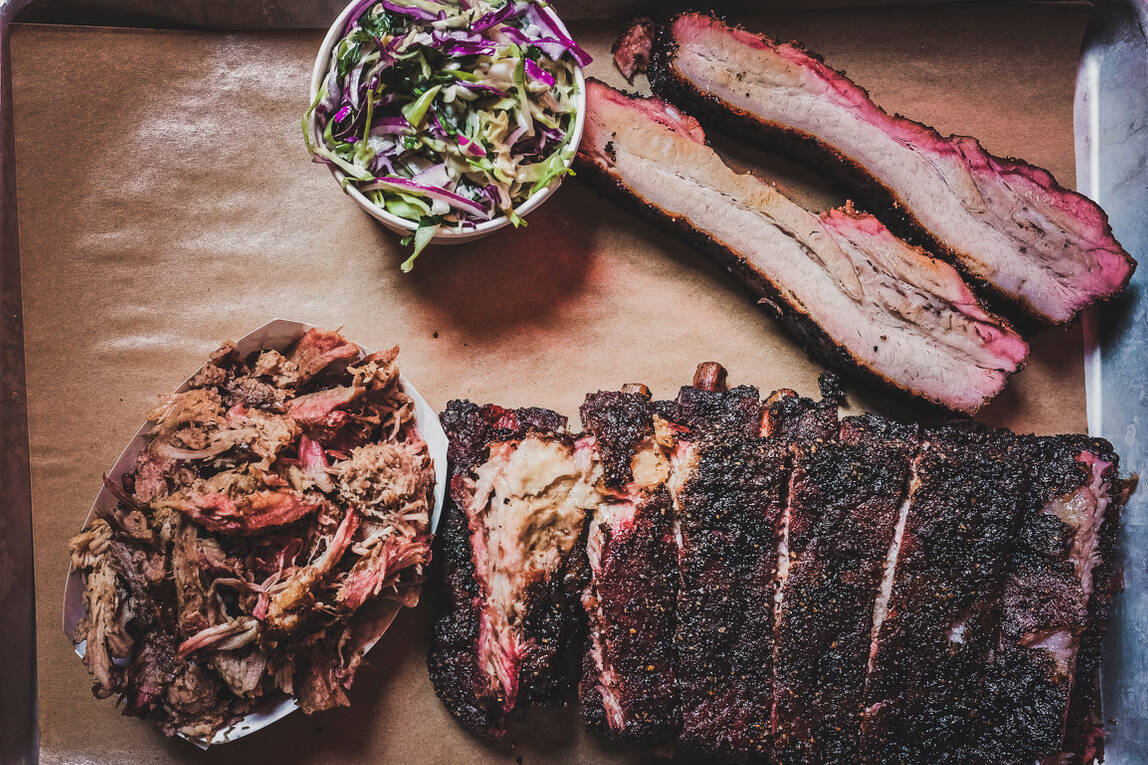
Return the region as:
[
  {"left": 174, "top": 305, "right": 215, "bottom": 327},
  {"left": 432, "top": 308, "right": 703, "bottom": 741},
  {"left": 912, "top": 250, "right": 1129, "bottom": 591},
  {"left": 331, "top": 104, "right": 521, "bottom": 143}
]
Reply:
[
  {"left": 649, "top": 12, "right": 1136, "bottom": 325},
  {"left": 576, "top": 78, "right": 1028, "bottom": 414}
]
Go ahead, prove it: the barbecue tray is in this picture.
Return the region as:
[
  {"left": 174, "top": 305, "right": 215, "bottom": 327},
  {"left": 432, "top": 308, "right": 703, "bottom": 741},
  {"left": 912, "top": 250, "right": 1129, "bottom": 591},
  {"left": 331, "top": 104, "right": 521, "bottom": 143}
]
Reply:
[{"left": 0, "top": 0, "right": 1143, "bottom": 762}]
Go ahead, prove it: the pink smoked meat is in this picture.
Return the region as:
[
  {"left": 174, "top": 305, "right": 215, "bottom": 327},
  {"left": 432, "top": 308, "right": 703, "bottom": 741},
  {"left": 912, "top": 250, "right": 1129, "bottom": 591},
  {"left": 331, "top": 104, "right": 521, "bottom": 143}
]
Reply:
[
  {"left": 176, "top": 490, "right": 319, "bottom": 535},
  {"left": 576, "top": 78, "right": 1028, "bottom": 414},
  {"left": 648, "top": 12, "right": 1135, "bottom": 325}
]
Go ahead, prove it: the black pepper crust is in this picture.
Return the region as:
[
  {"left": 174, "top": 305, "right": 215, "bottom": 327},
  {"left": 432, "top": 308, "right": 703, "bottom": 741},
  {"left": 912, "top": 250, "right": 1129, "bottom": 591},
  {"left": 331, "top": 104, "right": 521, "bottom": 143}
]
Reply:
[
  {"left": 654, "top": 383, "right": 763, "bottom": 437},
  {"left": 861, "top": 424, "right": 1029, "bottom": 763},
  {"left": 426, "top": 400, "right": 579, "bottom": 741},
  {"left": 674, "top": 429, "right": 787, "bottom": 759},
  {"left": 574, "top": 82, "right": 1002, "bottom": 416},
  {"left": 580, "top": 390, "right": 655, "bottom": 488},
  {"left": 580, "top": 490, "right": 679, "bottom": 744},
  {"left": 952, "top": 435, "right": 1123, "bottom": 763},
  {"left": 762, "top": 373, "right": 845, "bottom": 442},
  {"left": 646, "top": 12, "right": 1136, "bottom": 327},
  {"left": 773, "top": 417, "right": 919, "bottom": 764}
]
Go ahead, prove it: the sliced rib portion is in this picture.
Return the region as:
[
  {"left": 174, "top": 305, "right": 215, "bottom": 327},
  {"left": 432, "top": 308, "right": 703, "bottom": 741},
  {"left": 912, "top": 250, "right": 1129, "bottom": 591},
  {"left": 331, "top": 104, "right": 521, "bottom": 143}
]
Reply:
[
  {"left": 1062, "top": 461, "right": 1125, "bottom": 765},
  {"left": 861, "top": 425, "right": 1027, "bottom": 762},
  {"left": 772, "top": 415, "right": 918, "bottom": 763},
  {"left": 579, "top": 389, "right": 679, "bottom": 743},
  {"left": 649, "top": 12, "right": 1136, "bottom": 324},
  {"left": 977, "top": 437, "right": 1123, "bottom": 763},
  {"left": 576, "top": 78, "right": 1028, "bottom": 414},
  {"left": 664, "top": 368, "right": 783, "bottom": 759},
  {"left": 428, "top": 402, "right": 598, "bottom": 739}
]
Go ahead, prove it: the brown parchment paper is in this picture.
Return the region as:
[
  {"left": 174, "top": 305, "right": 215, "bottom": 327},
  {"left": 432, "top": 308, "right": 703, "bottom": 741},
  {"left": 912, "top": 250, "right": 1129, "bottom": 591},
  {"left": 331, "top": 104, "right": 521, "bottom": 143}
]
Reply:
[{"left": 11, "top": 3, "right": 1092, "bottom": 763}]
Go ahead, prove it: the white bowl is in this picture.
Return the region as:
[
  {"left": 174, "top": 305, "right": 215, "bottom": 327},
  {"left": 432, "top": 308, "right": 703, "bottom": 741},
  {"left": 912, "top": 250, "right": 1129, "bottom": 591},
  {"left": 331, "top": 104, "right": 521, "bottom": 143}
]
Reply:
[{"left": 308, "top": 0, "right": 587, "bottom": 244}]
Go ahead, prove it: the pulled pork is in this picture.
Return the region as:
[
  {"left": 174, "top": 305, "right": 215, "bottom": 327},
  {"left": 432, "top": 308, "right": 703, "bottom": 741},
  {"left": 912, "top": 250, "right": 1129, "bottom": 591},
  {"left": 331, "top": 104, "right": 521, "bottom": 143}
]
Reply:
[{"left": 68, "top": 328, "right": 435, "bottom": 738}]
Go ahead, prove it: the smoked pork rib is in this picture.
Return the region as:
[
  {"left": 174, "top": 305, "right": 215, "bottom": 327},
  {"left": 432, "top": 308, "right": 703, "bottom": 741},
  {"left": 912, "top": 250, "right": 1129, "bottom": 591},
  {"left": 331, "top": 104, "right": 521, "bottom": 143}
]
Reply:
[
  {"left": 664, "top": 367, "right": 781, "bottom": 759},
  {"left": 576, "top": 78, "right": 1028, "bottom": 414},
  {"left": 772, "top": 415, "right": 917, "bottom": 764},
  {"left": 648, "top": 12, "right": 1136, "bottom": 325},
  {"left": 427, "top": 401, "right": 597, "bottom": 739},
  {"left": 977, "top": 437, "right": 1124, "bottom": 763},
  {"left": 1062, "top": 461, "right": 1124, "bottom": 765},
  {"left": 861, "top": 425, "right": 1028, "bottom": 763},
  {"left": 579, "top": 388, "right": 679, "bottom": 743}
]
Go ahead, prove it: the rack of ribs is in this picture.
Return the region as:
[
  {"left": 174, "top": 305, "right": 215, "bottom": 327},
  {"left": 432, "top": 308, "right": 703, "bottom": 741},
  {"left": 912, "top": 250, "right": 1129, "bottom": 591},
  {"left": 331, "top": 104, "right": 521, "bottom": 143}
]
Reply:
[{"left": 427, "top": 366, "right": 1128, "bottom": 763}]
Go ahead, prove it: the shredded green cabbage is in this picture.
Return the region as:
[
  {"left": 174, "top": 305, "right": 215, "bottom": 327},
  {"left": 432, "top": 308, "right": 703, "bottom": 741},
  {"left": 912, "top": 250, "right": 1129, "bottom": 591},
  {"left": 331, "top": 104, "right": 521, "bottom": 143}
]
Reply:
[{"left": 304, "top": 0, "right": 588, "bottom": 270}]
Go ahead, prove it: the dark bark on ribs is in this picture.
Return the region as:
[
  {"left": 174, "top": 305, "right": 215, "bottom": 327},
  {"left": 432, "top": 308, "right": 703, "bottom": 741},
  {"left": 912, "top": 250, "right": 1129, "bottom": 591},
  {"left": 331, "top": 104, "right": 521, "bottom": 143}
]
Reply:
[
  {"left": 581, "top": 390, "right": 655, "bottom": 488},
  {"left": 762, "top": 373, "right": 846, "bottom": 442},
  {"left": 648, "top": 12, "right": 1136, "bottom": 326},
  {"left": 656, "top": 383, "right": 763, "bottom": 438},
  {"left": 967, "top": 436, "right": 1121, "bottom": 763},
  {"left": 655, "top": 363, "right": 762, "bottom": 439},
  {"left": 575, "top": 78, "right": 1028, "bottom": 414},
  {"left": 861, "top": 424, "right": 1029, "bottom": 763},
  {"left": 772, "top": 415, "right": 918, "bottom": 764},
  {"left": 1061, "top": 477, "right": 1124, "bottom": 765},
  {"left": 427, "top": 401, "right": 584, "bottom": 740},
  {"left": 668, "top": 371, "right": 785, "bottom": 759},
  {"left": 578, "top": 391, "right": 679, "bottom": 743}
]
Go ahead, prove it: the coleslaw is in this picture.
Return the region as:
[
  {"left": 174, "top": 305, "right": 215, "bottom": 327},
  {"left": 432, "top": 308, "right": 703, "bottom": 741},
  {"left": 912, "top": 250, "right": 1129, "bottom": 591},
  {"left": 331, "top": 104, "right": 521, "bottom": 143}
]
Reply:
[{"left": 305, "top": 0, "right": 589, "bottom": 270}]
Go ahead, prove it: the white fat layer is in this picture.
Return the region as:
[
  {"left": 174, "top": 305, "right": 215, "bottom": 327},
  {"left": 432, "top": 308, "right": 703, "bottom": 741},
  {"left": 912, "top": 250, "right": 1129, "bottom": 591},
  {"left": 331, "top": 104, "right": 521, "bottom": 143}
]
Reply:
[
  {"left": 1054, "top": 459, "right": 1112, "bottom": 601},
  {"left": 631, "top": 437, "right": 672, "bottom": 488},
  {"left": 947, "top": 616, "right": 969, "bottom": 645},
  {"left": 584, "top": 91, "right": 1021, "bottom": 413},
  {"left": 469, "top": 436, "right": 602, "bottom": 704},
  {"left": 866, "top": 447, "right": 925, "bottom": 681},
  {"left": 673, "top": 30, "right": 1113, "bottom": 322},
  {"left": 1021, "top": 630, "right": 1077, "bottom": 677},
  {"left": 666, "top": 440, "right": 698, "bottom": 562},
  {"left": 773, "top": 457, "right": 795, "bottom": 629},
  {"left": 770, "top": 457, "right": 796, "bottom": 732}
]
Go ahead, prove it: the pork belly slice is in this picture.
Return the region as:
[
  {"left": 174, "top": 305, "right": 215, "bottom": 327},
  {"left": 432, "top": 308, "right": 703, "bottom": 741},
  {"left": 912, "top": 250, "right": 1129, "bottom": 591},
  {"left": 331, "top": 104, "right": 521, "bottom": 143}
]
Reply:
[
  {"left": 861, "top": 425, "right": 1028, "bottom": 762},
  {"left": 976, "top": 437, "right": 1123, "bottom": 763},
  {"left": 650, "top": 12, "right": 1136, "bottom": 325},
  {"left": 772, "top": 415, "right": 917, "bottom": 764},
  {"left": 578, "top": 388, "right": 679, "bottom": 743},
  {"left": 659, "top": 368, "right": 784, "bottom": 759},
  {"left": 576, "top": 78, "right": 1028, "bottom": 414},
  {"left": 427, "top": 402, "right": 598, "bottom": 739}
]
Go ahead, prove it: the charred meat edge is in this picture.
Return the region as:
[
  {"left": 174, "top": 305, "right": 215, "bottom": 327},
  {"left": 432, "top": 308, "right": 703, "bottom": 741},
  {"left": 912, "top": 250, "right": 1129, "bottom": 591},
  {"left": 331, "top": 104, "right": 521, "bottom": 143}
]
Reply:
[{"left": 579, "top": 387, "right": 679, "bottom": 743}]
